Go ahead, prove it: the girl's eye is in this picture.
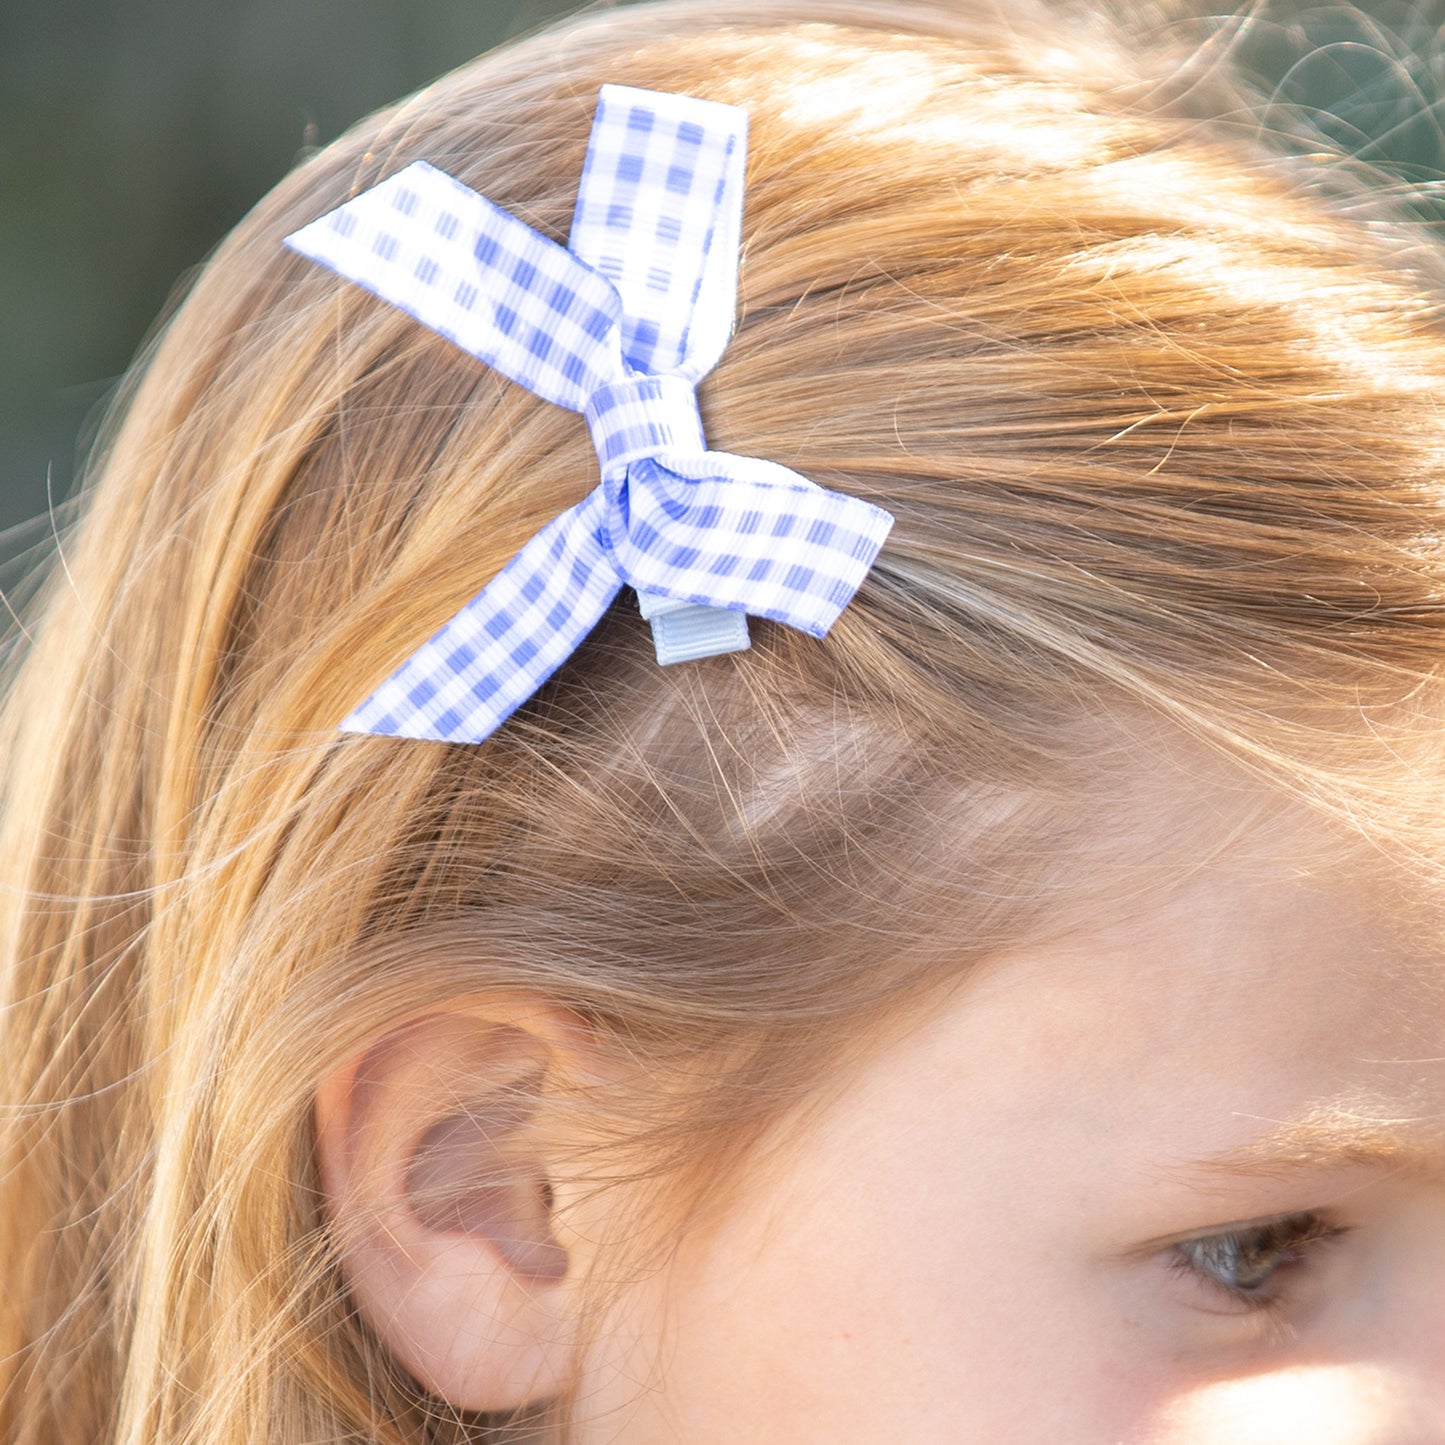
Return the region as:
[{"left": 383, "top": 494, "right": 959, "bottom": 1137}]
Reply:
[{"left": 1170, "top": 1211, "right": 1349, "bottom": 1315}]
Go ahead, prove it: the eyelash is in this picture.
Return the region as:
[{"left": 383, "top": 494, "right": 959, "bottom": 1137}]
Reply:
[{"left": 1169, "top": 1211, "right": 1350, "bottom": 1316}]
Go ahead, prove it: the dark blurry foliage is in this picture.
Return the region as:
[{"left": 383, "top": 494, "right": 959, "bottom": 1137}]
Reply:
[
  {"left": 0, "top": 0, "right": 583, "bottom": 549},
  {"left": 2, "top": 0, "right": 1444, "bottom": 552}
]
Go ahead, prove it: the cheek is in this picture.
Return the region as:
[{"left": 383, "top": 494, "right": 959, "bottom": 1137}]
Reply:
[
  {"left": 572, "top": 1105, "right": 1174, "bottom": 1444},
  {"left": 577, "top": 1185, "right": 1428, "bottom": 1445}
]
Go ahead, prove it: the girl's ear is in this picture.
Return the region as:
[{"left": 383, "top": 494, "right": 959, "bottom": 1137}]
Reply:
[{"left": 313, "top": 1001, "right": 589, "bottom": 1413}]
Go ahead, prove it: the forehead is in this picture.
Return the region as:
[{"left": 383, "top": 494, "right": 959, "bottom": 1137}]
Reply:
[{"left": 953, "top": 807, "right": 1445, "bottom": 1189}]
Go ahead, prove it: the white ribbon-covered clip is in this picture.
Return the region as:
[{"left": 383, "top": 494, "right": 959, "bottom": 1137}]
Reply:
[{"left": 285, "top": 84, "right": 893, "bottom": 744}]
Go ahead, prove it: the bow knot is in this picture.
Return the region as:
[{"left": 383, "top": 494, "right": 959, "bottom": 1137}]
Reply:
[{"left": 585, "top": 373, "right": 705, "bottom": 471}]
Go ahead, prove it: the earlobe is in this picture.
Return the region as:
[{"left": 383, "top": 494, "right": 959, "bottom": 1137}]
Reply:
[{"left": 313, "top": 1003, "right": 584, "bottom": 1412}]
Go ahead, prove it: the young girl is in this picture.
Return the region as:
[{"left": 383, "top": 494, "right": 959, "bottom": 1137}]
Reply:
[{"left": 2, "top": 0, "right": 1444, "bottom": 1440}]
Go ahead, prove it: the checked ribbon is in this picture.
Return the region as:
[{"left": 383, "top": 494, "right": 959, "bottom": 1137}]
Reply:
[{"left": 285, "top": 84, "right": 893, "bottom": 744}]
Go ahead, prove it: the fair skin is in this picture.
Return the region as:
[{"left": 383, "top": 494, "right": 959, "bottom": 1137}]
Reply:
[{"left": 319, "top": 799, "right": 1445, "bottom": 1441}]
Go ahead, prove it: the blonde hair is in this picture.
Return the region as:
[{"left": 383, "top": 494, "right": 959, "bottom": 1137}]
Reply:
[{"left": 5, "top": 1, "right": 1445, "bottom": 1439}]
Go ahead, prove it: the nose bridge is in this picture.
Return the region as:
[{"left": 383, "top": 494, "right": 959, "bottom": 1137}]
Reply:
[{"left": 583, "top": 373, "right": 705, "bottom": 473}]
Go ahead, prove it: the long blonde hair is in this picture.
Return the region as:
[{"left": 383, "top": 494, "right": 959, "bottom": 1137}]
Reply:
[{"left": 5, "top": 1, "right": 1445, "bottom": 1440}]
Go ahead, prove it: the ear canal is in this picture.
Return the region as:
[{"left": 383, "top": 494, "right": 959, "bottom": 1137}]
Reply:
[{"left": 403, "top": 1083, "right": 568, "bottom": 1282}]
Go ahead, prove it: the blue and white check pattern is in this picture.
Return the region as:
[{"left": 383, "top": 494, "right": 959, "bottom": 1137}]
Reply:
[{"left": 285, "top": 84, "right": 894, "bottom": 744}]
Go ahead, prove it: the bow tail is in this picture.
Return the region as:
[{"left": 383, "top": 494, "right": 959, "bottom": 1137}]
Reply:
[{"left": 342, "top": 490, "right": 622, "bottom": 743}]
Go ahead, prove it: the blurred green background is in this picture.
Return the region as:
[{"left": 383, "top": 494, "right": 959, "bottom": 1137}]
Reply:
[
  {"left": 0, "top": 0, "right": 587, "bottom": 551},
  {"left": 3, "top": 0, "right": 1444, "bottom": 554}
]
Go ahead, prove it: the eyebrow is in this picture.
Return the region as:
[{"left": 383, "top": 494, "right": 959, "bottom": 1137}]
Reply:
[{"left": 1178, "top": 1106, "right": 1445, "bottom": 1187}]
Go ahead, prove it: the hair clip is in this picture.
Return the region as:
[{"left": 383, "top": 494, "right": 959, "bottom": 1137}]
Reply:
[{"left": 285, "top": 84, "right": 893, "bottom": 744}]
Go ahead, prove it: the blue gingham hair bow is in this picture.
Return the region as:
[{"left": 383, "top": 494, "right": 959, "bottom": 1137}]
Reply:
[{"left": 285, "top": 84, "right": 893, "bottom": 744}]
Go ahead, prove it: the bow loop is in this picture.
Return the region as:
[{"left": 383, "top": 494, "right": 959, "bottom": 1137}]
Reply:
[{"left": 606, "top": 452, "right": 885, "bottom": 637}]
